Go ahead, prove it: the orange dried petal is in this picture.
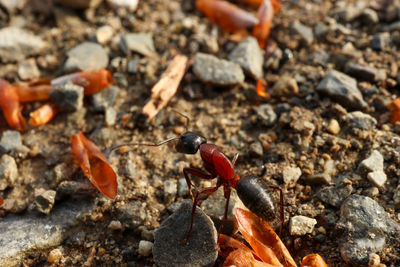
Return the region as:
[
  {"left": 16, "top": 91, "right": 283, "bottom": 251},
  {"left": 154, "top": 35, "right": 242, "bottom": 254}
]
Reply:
[
  {"left": 14, "top": 83, "right": 54, "bottom": 102},
  {"left": 301, "top": 254, "right": 328, "bottom": 267},
  {"left": 223, "top": 248, "right": 278, "bottom": 267},
  {"left": 29, "top": 103, "right": 59, "bottom": 126},
  {"left": 252, "top": 0, "right": 274, "bottom": 49},
  {"left": 236, "top": 208, "right": 296, "bottom": 267},
  {"left": 0, "top": 197, "right": 3, "bottom": 206},
  {"left": 0, "top": 79, "right": 26, "bottom": 131},
  {"left": 71, "top": 132, "right": 118, "bottom": 199},
  {"left": 218, "top": 233, "right": 253, "bottom": 258},
  {"left": 234, "top": 0, "right": 280, "bottom": 11},
  {"left": 256, "top": 78, "right": 270, "bottom": 98},
  {"left": 388, "top": 98, "right": 400, "bottom": 124}
]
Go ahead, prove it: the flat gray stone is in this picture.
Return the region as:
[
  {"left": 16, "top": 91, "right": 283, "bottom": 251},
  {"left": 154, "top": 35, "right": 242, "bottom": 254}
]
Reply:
[
  {"left": 153, "top": 200, "right": 218, "bottom": 267},
  {"left": 120, "top": 33, "right": 156, "bottom": 57},
  {"left": 0, "top": 154, "right": 18, "bottom": 190},
  {"left": 292, "top": 21, "right": 314, "bottom": 45},
  {"left": 18, "top": 59, "right": 40, "bottom": 80},
  {"left": 0, "top": 200, "right": 94, "bottom": 266},
  {"left": 317, "top": 184, "right": 353, "bottom": 208},
  {"left": 358, "top": 150, "right": 384, "bottom": 173},
  {"left": 228, "top": 37, "right": 263, "bottom": 79},
  {"left": 343, "top": 111, "right": 377, "bottom": 130},
  {"left": 367, "top": 171, "right": 387, "bottom": 188},
  {"left": 50, "top": 81, "right": 84, "bottom": 112},
  {"left": 0, "top": 130, "right": 29, "bottom": 154},
  {"left": 64, "top": 42, "right": 109, "bottom": 71},
  {"left": 344, "top": 62, "right": 378, "bottom": 82},
  {"left": 316, "top": 70, "right": 367, "bottom": 110},
  {"left": 0, "top": 27, "right": 45, "bottom": 62},
  {"left": 193, "top": 53, "right": 244, "bottom": 86}
]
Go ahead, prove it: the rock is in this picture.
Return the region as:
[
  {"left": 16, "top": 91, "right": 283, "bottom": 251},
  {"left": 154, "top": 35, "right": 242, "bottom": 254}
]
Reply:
[
  {"left": 34, "top": 190, "right": 56, "bottom": 215},
  {"left": 64, "top": 231, "right": 85, "bottom": 246},
  {"left": 117, "top": 201, "right": 147, "bottom": 229},
  {"left": 282, "top": 166, "right": 302, "bottom": 188},
  {"left": 191, "top": 34, "right": 219, "bottom": 54},
  {"left": 0, "top": 0, "right": 26, "bottom": 13},
  {"left": 344, "top": 62, "right": 378, "bottom": 82},
  {"left": 291, "top": 21, "right": 314, "bottom": 45},
  {"left": 138, "top": 240, "right": 153, "bottom": 257},
  {"left": 256, "top": 104, "right": 277, "bottom": 127},
  {"left": 96, "top": 25, "right": 113, "bottom": 45},
  {"left": 55, "top": 0, "right": 102, "bottom": 9},
  {"left": 394, "top": 185, "right": 400, "bottom": 207},
  {"left": 18, "top": 59, "right": 40, "bottom": 80},
  {"left": 368, "top": 253, "right": 380, "bottom": 267},
  {"left": 108, "top": 220, "right": 123, "bottom": 230},
  {"left": 120, "top": 33, "right": 156, "bottom": 57},
  {"left": 367, "top": 171, "right": 387, "bottom": 188},
  {"left": 360, "top": 8, "right": 379, "bottom": 24},
  {"left": 56, "top": 180, "right": 95, "bottom": 200},
  {"left": 358, "top": 150, "right": 384, "bottom": 174},
  {"left": 0, "top": 200, "right": 94, "bottom": 266},
  {"left": 105, "top": 107, "right": 117, "bottom": 126},
  {"left": 106, "top": 0, "right": 138, "bottom": 10},
  {"left": 336, "top": 195, "right": 400, "bottom": 265},
  {"left": 91, "top": 86, "right": 119, "bottom": 112},
  {"left": 316, "top": 70, "right": 367, "bottom": 110},
  {"left": 192, "top": 53, "right": 244, "bottom": 86},
  {"left": 249, "top": 142, "right": 263, "bottom": 158},
  {"left": 48, "top": 248, "right": 63, "bottom": 264},
  {"left": 0, "top": 154, "right": 18, "bottom": 190},
  {"left": 50, "top": 82, "right": 84, "bottom": 112},
  {"left": 0, "top": 27, "right": 45, "bottom": 62},
  {"left": 305, "top": 173, "right": 332, "bottom": 185},
  {"left": 270, "top": 75, "right": 299, "bottom": 97},
  {"left": 153, "top": 200, "right": 218, "bottom": 267},
  {"left": 164, "top": 179, "right": 177, "bottom": 205},
  {"left": 316, "top": 184, "right": 353, "bottom": 208},
  {"left": 371, "top": 33, "right": 390, "bottom": 51},
  {"left": 327, "top": 119, "right": 340, "bottom": 135},
  {"left": 126, "top": 58, "right": 139, "bottom": 74},
  {"left": 289, "top": 215, "right": 317, "bottom": 236},
  {"left": 177, "top": 178, "right": 189, "bottom": 197},
  {"left": 0, "top": 130, "right": 29, "bottom": 154},
  {"left": 64, "top": 42, "right": 109, "bottom": 71},
  {"left": 228, "top": 37, "right": 263, "bottom": 79},
  {"left": 309, "top": 49, "right": 329, "bottom": 66},
  {"left": 343, "top": 111, "right": 377, "bottom": 130}
]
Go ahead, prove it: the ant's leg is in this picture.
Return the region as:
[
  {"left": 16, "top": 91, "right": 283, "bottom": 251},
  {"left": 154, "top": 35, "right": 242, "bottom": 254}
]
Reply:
[
  {"left": 218, "top": 186, "right": 231, "bottom": 234},
  {"left": 183, "top": 185, "right": 220, "bottom": 244},
  {"left": 232, "top": 153, "right": 239, "bottom": 166},
  {"left": 183, "top": 167, "right": 215, "bottom": 201},
  {"left": 269, "top": 185, "right": 284, "bottom": 235}
]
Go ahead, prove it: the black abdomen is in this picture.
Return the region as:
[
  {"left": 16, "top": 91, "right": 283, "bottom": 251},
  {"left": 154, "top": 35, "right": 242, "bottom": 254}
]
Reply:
[{"left": 235, "top": 176, "right": 276, "bottom": 221}]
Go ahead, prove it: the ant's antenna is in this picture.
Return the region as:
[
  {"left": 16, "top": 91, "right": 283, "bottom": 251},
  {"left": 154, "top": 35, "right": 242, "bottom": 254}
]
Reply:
[{"left": 171, "top": 109, "right": 190, "bottom": 132}]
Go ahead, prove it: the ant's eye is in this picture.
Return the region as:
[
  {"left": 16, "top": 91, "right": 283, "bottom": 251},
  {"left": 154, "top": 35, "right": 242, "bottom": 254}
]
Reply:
[{"left": 176, "top": 132, "right": 206, "bottom": 154}]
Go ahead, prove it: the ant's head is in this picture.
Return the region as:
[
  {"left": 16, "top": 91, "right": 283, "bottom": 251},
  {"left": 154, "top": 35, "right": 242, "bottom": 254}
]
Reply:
[{"left": 175, "top": 132, "right": 206, "bottom": 154}]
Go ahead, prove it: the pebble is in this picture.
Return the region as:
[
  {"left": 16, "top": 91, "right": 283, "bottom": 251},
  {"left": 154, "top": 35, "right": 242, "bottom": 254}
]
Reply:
[
  {"left": 282, "top": 166, "right": 302, "bottom": 188},
  {"left": 50, "top": 82, "right": 84, "bottom": 112},
  {"left": 368, "top": 253, "right": 380, "bottom": 267},
  {"left": 344, "top": 62, "right": 378, "bottom": 82},
  {"left": 249, "top": 142, "right": 263, "bottom": 158},
  {"left": 120, "top": 33, "right": 156, "bottom": 57},
  {"left": 126, "top": 58, "right": 139, "bottom": 74},
  {"left": 0, "top": 0, "right": 26, "bottom": 13},
  {"left": 343, "top": 111, "right": 377, "bottom": 130},
  {"left": 360, "top": 8, "right": 379, "bottom": 24},
  {"left": 192, "top": 53, "right": 244, "bottom": 86},
  {"left": 358, "top": 150, "right": 384, "bottom": 174},
  {"left": 255, "top": 104, "right": 277, "bottom": 127},
  {"left": 305, "top": 173, "right": 332, "bottom": 185},
  {"left": 105, "top": 107, "right": 117, "bottom": 126},
  {"left": 17, "top": 59, "right": 40, "bottom": 80},
  {"left": 138, "top": 240, "right": 153, "bottom": 257},
  {"left": 316, "top": 184, "right": 353, "bottom": 208},
  {"left": 91, "top": 86, "right": 119, "bottom": 112},
  {"left": 56, "top": 180, "right": 95, "bottom": 199},
  {"left": 177, "top": 178, "right": 189, "bottom": 197},
  {"left": 316, "top": 70, "right": 367, "bottom": 110},
  {"left": 163, "top": 179, "right": 177, "bottom": 205},
  {"left": 228, "top": 37, "right": 263, "bottom": 79},
  {"left": 336, "top": 195, "right": 400, "bottom": 265},
  {"left": 64, "top": 42, "right": 109, "bottom": 71},
  {"left": 34, "top": 190, "right": 56, "bottom": 215},
  {"left": 291, "top": 21, "right": 314, "bottom": 45},
  {"left": 367, "top": 171, "right": 387, "bottom": 188},
  {"left": 116, "top": 201, "right": 147, "bottom": 229},
  {"left": 56, "top": 0, "right": 102, "bottom": 9},
  {"left": 371, "top": 33, "right": 390, "bottom": 51},
  {"left": 153, "top": 200, "right": 218, "bottom": 267},
  {"left": 327, "top": 119, "right": 340, "bottom": 135},
  {"left": 48, "top": 248, "right": 63, "bottom": 264},
  {"left": 122, "top": 247, "right": 135, "bottom": 261},
  {"left": 0, "top": 130, "right": 29, "bottom": 154},
  {"left": 106, "top": 0, "right": 138, "bottom": 10},
  {"left": 309, "top": 49, "right": 330, "bottom": 66},
  {"left": 394, "top": 184, "right": 400, "bottom": 207},
  {"left": 289, "top": 215, "right": 317, "bottom": 236},
  {"left": 108, "top": 220, "right": 123, "bottom": 230},
  {"left": 96, "top": 25, "right": 113, "bottom": 44},
  {"left": 0, "top": 27, "right": 45, "bottom": 62},
  {"left": 270, "top": 75, "right": 299, "bottom": 97},
  {"left": 0, "top": 154, "right": 18, "bottom": 190},
  {"left": 65, "top": 232, "right": 86, "bottom": 246}
]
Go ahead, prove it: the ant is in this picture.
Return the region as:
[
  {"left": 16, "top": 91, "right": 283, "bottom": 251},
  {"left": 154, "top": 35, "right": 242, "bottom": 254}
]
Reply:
[{"left": 112, "top": 111, "right": 284, "bottom": 243}]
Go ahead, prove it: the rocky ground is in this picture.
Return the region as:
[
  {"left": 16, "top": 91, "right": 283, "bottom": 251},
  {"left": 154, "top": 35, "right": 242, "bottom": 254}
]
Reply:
[{"left": 0, "top": 0, "right": 400, "bottom": 266}]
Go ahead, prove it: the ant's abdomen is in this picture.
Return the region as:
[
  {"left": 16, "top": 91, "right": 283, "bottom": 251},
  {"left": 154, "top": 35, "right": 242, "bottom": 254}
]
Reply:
[{"left": 235, "top": 176, "right": 276, "bottom": 222}]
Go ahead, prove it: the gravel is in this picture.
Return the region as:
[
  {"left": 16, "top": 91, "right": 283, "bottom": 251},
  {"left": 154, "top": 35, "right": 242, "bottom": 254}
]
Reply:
[
  {"left": 282, "top": 166, "right": 302, "bottom": 188},
  {"left": 17, "top": 59, "right": 40, "bottom": 80},
  {"left": 256, "top": 104, "right": 277, "bottom": 127},
  {"left": 344, "top": 62, "right": 378, "bottom": 82},
  {"left": 50, "top": 82, "right": 84, "bottom": 112},
  {"left": 138, "top": 240, "right": 153, "bottom": 257},
  {"left": 0, "top": 130, "right": 29, "bottom": 154},
  {"left": 289, "top": 215, "right": 317, "bottom": 236},
  {"left": 34, "top": 190, "right": 56, "bottom": 215},
  {"left": 316, "top": 184, "right": 353, "bottom": 208},
  {"left": 64, "top": 42, "right": 109, "bottom": 71},
  {"left": 163, "top": 179, "right": 177, "bottom": 205},
  {"left": 358, "top": 150, "right": 384, "bottom": 174},
  {"left": 228, "top": 37, "right": 263, "bottom": 79},
  {"left": 0, "top": 154, "right": 18, "bottom": 190},
  {"left": 120, "top": 33, "right": 156, "bottom": 57},
  {"left": 343, "top": 111, "right": 377, "bottom": 130},
  {"left": 291, "top": 21, "right": 314, "bottom": 46}
]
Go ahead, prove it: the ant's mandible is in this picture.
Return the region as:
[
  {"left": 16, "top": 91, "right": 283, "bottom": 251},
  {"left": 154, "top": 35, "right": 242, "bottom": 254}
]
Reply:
[{"left": 112, "top": 111, "right": 284, "bottom": 243}]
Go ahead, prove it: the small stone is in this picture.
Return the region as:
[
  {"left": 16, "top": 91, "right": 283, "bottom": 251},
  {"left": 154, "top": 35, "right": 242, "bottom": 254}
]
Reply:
[
  {"left": 153, "top": 200, "right": 218, "bottom": 267},
  {"left": 108, "top": 220, "right": 123, "bottom": 230},
  {"left": 0, "top": 0, "right": 26, "bottom": 13},
  {"left": 106, "top": 0, "right": 138, "bottom": 10},
  {"left": 368, "top": 253, "right": 380, "bottom": 267},
  {"left": 367, "top": 171, "right": 387, "bottom": 188},
  {"left": 0, "top": 130, "right": 29, "bottom": 154},
  {"left": 327, "top": 119, "right": 340, "bottom": 135},
  {"left": 256, "top": 104, "right": 277, "bottom": 127},
  {"left": 56, "top": 0, "right": 102, "bottom": 9},
  {"left": 343, "top": 111, "right": 377, "bottom": 130},
  {"left": 163, "top": 179, "right": 177, "bottom": 205},
  {"left": 360, "top": 8, "right": 379, "bottom": 25},
  {"left": 120, "top": 33, "right": 156, "bottom": 57},
  {"left": 96, "top": 25, "right": 113, "bottom": 45},
  {"left": 249, "top": 142, "right": 263, "bottom": 158},
  {"left": 34, "top": 190, "right": 56, "bottom": 215},
  {"left": 48, "top": 248, "right": 63, "bottom": 264},
  {"left": 316, "top": 184, "right": 353, "bottom": 208},
  {"left": 56, "top": 180, "right": 95, "bottom": 199},
  {"left": 291, "top": 21, "right": 314, "bottom": 45},
  {"left": 126, "top": 58, "right": 139, "bottom": 74},
  {"left": 0, "top": 27, "right": 45, "bottom": 62},
  {"left": 344, "top": 62, "right": 378, "bottom": 82},
  {"left": 289, "top": 215, "right": 317, "bottom": 236},
  {"left": 138, "top": 240, "right": 153, "bottom": 257},
  {"left": 18, "top": 59, "right": 40, "bottom": 80},
  {"left": 0, "top": 154, "right": 18, "bottom": 190},
  {"left": 116, "top": 201, "right": 147, "bottom": 229},
  {"left": 192, "top": 53, "right": 244, "bottom": 86},
  {"left": 50, "top": 81, "right": 84, "bottom": 112},
  {"left": 358, "top": 150, "right": 384, "bottom": 173},
  {"left": 270, "top": 75, "right": 299, "bottom": 97},
  {"left": 371, "top": 33, "right": 390, "bottom": 51},
  {"left": 91, "top": 86, "right": 119, "bottom": 112},
  {"left": 316, "top": 70, "right": 367, "bottom": 110},
  {"left": 305, "top": 173, "right": 332, "bottom": 185},
  {"left": 282, "top": 166, "right": 302, "bottom": 188},
  {"left": 228, "top": 37, "right": 263, "bottom": 79},
  {"left": 64, "top": 42, "right": 109, "bottom": 71},
  {"left": 177, "top": 178, "right": 189, "bottom": 197},
  {"left": 105, "top": 107, "right": 117, "bottom": 126},
  {"left": 309, "top": 49, "right": 329, "bottom": 66}
]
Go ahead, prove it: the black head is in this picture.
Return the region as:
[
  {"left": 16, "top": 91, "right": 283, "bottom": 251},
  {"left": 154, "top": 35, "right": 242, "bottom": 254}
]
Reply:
[{"left": 175, "top": 132, "right": 207, "bottom": 154}]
